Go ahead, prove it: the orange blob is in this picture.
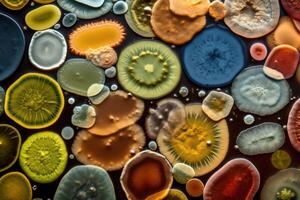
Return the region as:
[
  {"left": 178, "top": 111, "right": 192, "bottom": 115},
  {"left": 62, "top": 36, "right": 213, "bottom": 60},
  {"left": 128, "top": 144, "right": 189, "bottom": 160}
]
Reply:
[
  {"left": 208, "top": 0, "right": 227, "bottom": 21},
  {"left": 186, "top": 178, "right": 204, "bottom": 197},
  {"left": 267, "top": 16, "right": 300, "bottom": 50},
  {"left": 69, "top": 20, "right": 125, "bottom": 56},
  {"left": 120, "top": 151, "right": 173, "bottom": 200}
]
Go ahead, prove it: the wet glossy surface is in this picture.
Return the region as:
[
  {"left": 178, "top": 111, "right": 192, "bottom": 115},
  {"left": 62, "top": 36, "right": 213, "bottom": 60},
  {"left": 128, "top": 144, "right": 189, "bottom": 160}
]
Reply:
[{"left": 1, "top": 3, "right": 300, "bottom": 200}]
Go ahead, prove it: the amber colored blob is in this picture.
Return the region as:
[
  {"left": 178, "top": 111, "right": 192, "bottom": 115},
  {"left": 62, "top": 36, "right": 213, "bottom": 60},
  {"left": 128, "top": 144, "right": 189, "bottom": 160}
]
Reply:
[
  {"left": 69, "top": 20, "right": 126, "bottom": 56},
  {"left": 72, "top": 124, "right": 145, "bottom": 170},
  {"left": 169, "top": 0, "right": 210, "bottom": 18},
  {"left": 186, "top": 178, "right": 204, "bottom": 197},
  {"left": 120, "top": 151, "right": 173, "bottom": 200},
  {"left": 88, "top": 90, "right": 144, "bottom": 136},
  {"left": 267, "top": 16, "right": 300, "bottom": 50},
  {"left": 150, "top": 0, "right": 206, "bottom": 45},
  {"left": 287, "top": 99, "right": 300, "bottom": 152},
  {"left": 264, "top": 44, "right": 299, "bottom": 79},
  {"left": 128, "top": 159, "right": 166, "bottom": 199},
  {"left": 203, "top": 159, "right": 260, "bottom": 200},
  {"left": 208, "top": 0, "right": 227, "bottom": 21}
]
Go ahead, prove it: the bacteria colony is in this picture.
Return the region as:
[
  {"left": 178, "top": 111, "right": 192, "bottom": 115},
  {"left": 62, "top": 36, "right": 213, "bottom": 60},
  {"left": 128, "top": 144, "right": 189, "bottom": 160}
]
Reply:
[{"left": 0, "top": 0, "right": 300, "bottom": 199}]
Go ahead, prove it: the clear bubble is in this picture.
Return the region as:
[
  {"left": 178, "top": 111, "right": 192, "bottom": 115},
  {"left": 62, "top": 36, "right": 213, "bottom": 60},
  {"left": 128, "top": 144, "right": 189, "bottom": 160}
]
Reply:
[{"left": 61, "top": 126, "right": 75, "bottom": 140}]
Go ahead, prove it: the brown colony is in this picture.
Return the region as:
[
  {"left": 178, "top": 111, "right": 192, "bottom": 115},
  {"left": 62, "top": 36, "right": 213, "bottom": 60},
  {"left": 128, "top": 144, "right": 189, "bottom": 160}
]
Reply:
[
  {"left": 150, "top": 0, "right": 206, "bottom": 45},
  {"left": 120, "top": 150, "right": 173, "bottom": 200},
  {"left": 88, "top": 90, "right": 144, "bottom": 136},
  {"left": 72, "top": 124, "right": 146, "bottom": 171}
]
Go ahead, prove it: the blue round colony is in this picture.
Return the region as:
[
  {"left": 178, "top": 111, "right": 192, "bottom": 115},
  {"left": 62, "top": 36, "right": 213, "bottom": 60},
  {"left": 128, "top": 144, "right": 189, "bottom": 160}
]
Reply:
[
  {"left": 113, "top": 1, "right": 128, "bottom": 15},
  {"left": 0, "top": 13, "right": 25, "bottom": 81},
  {"left": 183, "top": 25, "right": 246, "bottom": 88}
]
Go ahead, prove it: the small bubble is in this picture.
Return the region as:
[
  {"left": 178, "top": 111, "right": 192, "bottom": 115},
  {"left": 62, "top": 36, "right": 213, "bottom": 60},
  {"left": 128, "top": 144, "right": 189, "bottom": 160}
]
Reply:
[
  {"left": 148, "top": 141, "right": 158, "bottom": 151},
  {"left": 179, "top": 86, "right": 189, "bottom": 97},
  {"left": 89, "top": 186, "right": 96, "bottom": 192},
  {"left": 31, "top": 2, "right": 35, "bottom": 6},
  {"left": 234, "top": 145, "right": 239, "bottom": 149},
  {"left": 229, "top": 118, "right": 234, "bottom": 122},
  {"left": 111, "top": 84, "right": 118, "bottom": 91},
  {"left": 105, "top": 67, "right": 117, "bottom": 78},
  {"left": 198, "top": 90, "right": 206, "bottom": 97},
  {"left": 61, "top": 126, "right": 74, "bottom": 140},
  {"left": 277, "top": 117, "right": 281, "bottom": 120},
  {"left": 243, "top": 114, "right": 255, "bottom": 125},
  {"left": 283, "top": 125, "right": 287, "bottom": 129},
  {"left": 32, "top": 185, "right": 37, "bottom": 191},
  {"left": 69, "top": 154, "right": 75, "bottom": 159},
  {"left": 54, "top": 23, "right": 61, "bottom": 29},
  {"left": 68, "top": 97, "right": 75, "bottom": 105}
]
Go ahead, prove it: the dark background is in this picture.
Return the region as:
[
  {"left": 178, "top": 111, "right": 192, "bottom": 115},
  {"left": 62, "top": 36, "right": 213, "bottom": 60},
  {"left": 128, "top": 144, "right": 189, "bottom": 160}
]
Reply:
[{"left": 0, "top": 1, "right": 299, "bottom": 199}]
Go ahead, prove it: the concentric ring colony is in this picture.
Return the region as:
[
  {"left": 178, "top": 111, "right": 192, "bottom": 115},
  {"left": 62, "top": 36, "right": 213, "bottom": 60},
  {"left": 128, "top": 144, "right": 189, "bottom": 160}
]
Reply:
[{"left": 1, "top": 0, "right": 300, "bottom": 199}]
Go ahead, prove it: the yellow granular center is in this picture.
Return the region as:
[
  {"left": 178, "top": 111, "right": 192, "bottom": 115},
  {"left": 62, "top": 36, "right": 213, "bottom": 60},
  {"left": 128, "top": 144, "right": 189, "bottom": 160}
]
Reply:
[{"left": 171, "top": 118, "right": 215, "bottom": 163}]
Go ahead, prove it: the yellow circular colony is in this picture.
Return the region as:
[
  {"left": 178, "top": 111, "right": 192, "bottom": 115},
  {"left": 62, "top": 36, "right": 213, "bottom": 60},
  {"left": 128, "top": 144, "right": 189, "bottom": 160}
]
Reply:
[
  {"left": 157, "top": 103, "right": 229, "bottom": 176},
  {"left": 5, "top": 73, "right": 64, "bottom": 129}
]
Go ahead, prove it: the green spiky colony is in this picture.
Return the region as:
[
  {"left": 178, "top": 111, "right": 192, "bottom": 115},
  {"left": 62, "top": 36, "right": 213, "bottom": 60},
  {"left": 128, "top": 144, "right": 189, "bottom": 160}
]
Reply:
[
  {"left": 4, "top": 73, "right": 64, "bottom": 129},
  {"left": 117, "top": 40, "right": 181, "bottom": 99},
  {"left": 19, "top": 131, "right": 68, "bottom": 183}
]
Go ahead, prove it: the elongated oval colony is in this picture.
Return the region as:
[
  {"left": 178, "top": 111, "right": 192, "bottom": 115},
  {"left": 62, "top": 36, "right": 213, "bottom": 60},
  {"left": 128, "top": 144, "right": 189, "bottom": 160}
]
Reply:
[
  {"left": 287, "top": 98, "right": 300, "bottom": 153},
  {"left": 57, "top": 0, "right": 113, "bottom": 19},
  {"left": 54, "top": 165, "right": 116, "bottom": 200},
  {"left": 264, "top": 44, "right": 299, "bottom": 80},
  {"left": 261, "top": 168, "right": 300, "bottom": 200},
  {"left": 236, "top": 122, "right": 285, "bottom": 155},
  {"left": 120, "top": 150, "right": 173, "bottom": 200},
  {"left": 69, "top": 20, "right": 125, "bottom": 55},
  {"left": 0, "top": 172, "right": 32, "bottom": 200},
  {"left": 1, "top": 0, "right": 29, "bottom": 10},
  {"left": 29, "top": 29, "right": 67, "bottom": 71},
  {"left": 231, "top": 66, "right": 290, "bottom": 116},
  {"left": 203, "top": 158, "right": 260, "bottom": 200},
  {"left": 25, "top": 5, "right": 61, "bottom": 31}
]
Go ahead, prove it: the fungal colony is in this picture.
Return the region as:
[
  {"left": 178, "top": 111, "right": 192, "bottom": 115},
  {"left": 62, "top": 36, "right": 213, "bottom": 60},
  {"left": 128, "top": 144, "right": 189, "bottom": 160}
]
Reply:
[{"left": 0, "top": 0, "right": 300, "bottom": 199}]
